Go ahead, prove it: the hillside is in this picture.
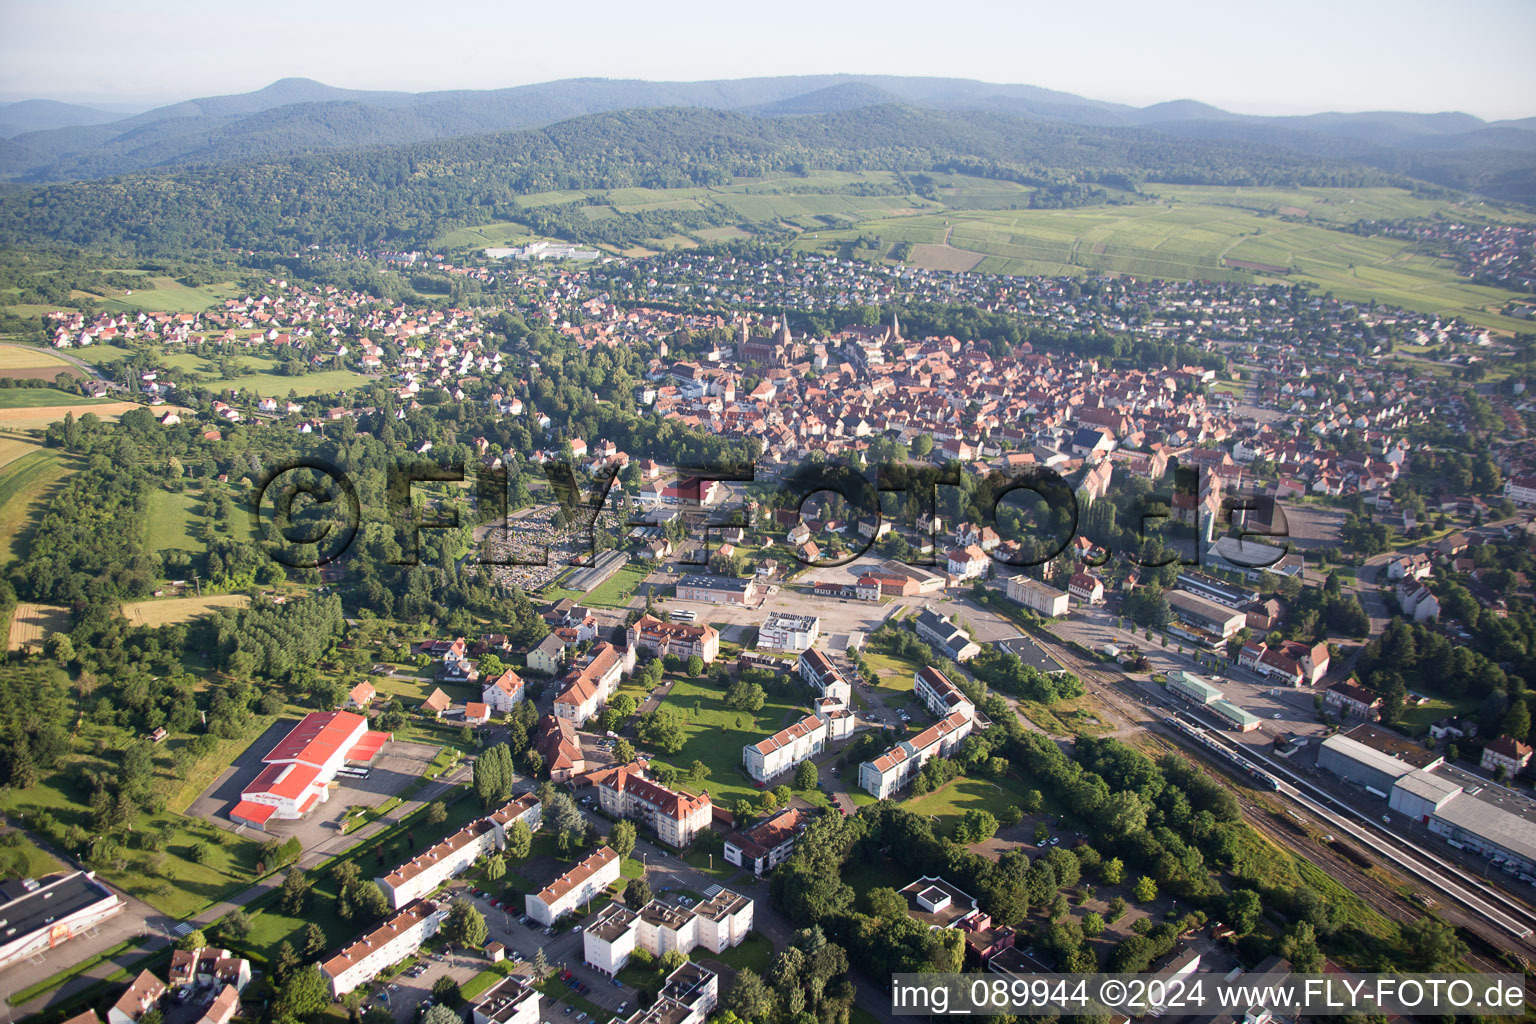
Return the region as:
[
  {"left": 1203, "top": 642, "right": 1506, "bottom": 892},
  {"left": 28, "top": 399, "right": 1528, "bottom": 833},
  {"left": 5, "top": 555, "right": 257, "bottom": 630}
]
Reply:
[
  {"left": 1, "top": 75, "right": 1533, "bottom": 202},
  {"left": 0, "top": 104, "right": 1425, "bottom": 255}
]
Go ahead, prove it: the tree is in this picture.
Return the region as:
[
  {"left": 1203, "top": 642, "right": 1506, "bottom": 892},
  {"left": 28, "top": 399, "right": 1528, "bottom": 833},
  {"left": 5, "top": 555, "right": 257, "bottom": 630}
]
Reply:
[
  {"left": 1101, "top": 857, "right": 1125, "bottom": 885},
  {"left": 220, "top": 909, "right": 253, "bottom": 941},
  {"left": 1279, "top": 921, "right": 1323, "bottom": 972},
  {"left": 302, "top": 922, "right": 327, "bottom": 958},
  {"left": 1503, "top": 699, "right": 1532, "bottom": 746},
  {"left": 176, "top": 928, "right": 208, "bottom": 951},
  {"left": 531, "top": 946, "right": 551, "bottom": 980},
  {"left": 444, "top": 897, "right": 488, "bottom": 948},
  {"left": 1225, "top": 889, "right": 1262, "bottom": 936},
  {"left": 726, "top": 968, "right": 775, "bottom": 1023},
  {"left": 1133, "top": 876, "right": 1158, "bottom": 903},
  {"left": 280, "top": 868, "right": 311, "bottom": 915},
  {"left": 614, "top": 738, "right": 636, "bottom": 763},
  {"left": 422, "top": 1007, "right": 464, "bottom": 1024},
  {"left": 277, "top": 964, "right": 330, "bottom": 1018},
  {"left": 1082, "top": 912, "right": 1105, "bottom": 937},
  {"left": 636, "top": 706, "right": 688, "bottom": 754},
  {"left": 611, "top": 820, "right": 638, "bottom": 861},
  {"left": 426, "top": 801, "right": 447, "bottom": 826},
  {"left": 625, "top": 876, "right": 653, "bottom": 908},
  {"left": 794, "top": 760, "right": 818, "bottom": 790},
  {"left": 955, "top": 809, "right": 998, "bottom": 844},
  {"left": 689, "top": 759, "right": 711, "bottom": 783},
  {"left": 505, "top": 820, "right": 532, "bottom": 860},
  {"left": 485, "top": 854, "right": 506, "bottom": 882},
  {"left": 866, "top": 887, "right": 907, "bottom": 920},
  {"left": 523, "top": 749, "right": 545, "bottom": 777},
  {"left": 686, "top": 654, "right": 704, "bottom": 677},
  {"left": 432, "top": 975, "right": 462, "bottom": 1004},
  {"left": 1401, "top": 915, "right": 1469, "bottom": 970}
]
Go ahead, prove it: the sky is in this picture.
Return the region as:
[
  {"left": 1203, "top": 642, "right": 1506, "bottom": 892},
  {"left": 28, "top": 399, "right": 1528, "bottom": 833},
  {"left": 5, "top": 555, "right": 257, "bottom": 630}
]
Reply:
[{"left": 3, "top": 0, "right": 1534, "bottom": 120}]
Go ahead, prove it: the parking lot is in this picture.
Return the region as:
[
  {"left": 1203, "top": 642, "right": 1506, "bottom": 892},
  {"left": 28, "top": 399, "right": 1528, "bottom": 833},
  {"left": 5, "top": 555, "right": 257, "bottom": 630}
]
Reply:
[{"left": 186, "top": 725, "right": 441, "bottom": 846}]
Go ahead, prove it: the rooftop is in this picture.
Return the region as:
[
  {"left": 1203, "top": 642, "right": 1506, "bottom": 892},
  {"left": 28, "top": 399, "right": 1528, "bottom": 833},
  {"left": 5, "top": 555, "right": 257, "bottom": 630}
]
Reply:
[
  {"left": 535, "top": 847, "right": 618, "bottom": 906},
  {"left": 0, "top": 870, "right": 118, "bottom": 945}
]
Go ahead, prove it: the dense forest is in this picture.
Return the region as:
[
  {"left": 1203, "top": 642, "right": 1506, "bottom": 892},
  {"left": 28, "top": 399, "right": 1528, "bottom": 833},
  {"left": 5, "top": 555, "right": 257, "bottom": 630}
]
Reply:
[{"left": 0, "top": 105, "right": 1413, "bottom": 255}]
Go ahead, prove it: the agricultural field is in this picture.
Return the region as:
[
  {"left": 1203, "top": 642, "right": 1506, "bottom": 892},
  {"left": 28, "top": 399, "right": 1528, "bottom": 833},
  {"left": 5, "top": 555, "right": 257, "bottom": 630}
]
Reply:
[
  {"left": 121, "top": 593, "right": 250, "bottom": 627},
  {"left": 77, "top": 274, "right": 244, "bottom": 315},
  {"left": 0, "top": 388, "right": 118, "bottom": 409},
  {"left": 7, "top": 601, "right": 72, "bottom": 650},
  {"left": 0, "top": 344, "right": 78, "bottom": 372},
  {"left": 0, "top": 448, "right": 75, "bottom": 567},
  {"left": 793, "top": 185, "right": 1536, "bottom": 332}
]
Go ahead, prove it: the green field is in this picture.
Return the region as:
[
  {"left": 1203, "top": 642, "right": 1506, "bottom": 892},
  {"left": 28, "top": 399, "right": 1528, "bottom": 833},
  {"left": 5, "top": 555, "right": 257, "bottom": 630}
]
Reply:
[
  {"left": 0, "top": 389, "right": 117, "bottom": 408},
  {"left": 77, "top": 275, "right": 244, "bottom": 314},
  {"left": 796, "top": 185, "right": 1535, "bottom": 332},
  {"left": 0, "top": 448, "right": 74, "bottom": 568},
  {"left": 645, "top": 675, "right": 824, "bottom": 810},
  {"left": 900, "top": 773, "right": 1055, "bottom": 840}
]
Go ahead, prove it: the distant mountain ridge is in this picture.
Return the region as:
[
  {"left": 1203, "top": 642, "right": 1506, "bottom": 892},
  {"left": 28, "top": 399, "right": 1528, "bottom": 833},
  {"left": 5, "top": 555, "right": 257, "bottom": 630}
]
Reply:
[{"left": 0, "top": 74, "right": 1533, "bottom": 202}]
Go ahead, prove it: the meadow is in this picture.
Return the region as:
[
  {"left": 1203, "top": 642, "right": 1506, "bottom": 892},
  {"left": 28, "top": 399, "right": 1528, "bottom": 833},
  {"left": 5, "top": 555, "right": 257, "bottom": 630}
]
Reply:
[
  {"left": 121, "top": 593, "right": 250, "bottom": 627},
  {"left": 0, "top": 448, "right": 75, "bottom": 568}
]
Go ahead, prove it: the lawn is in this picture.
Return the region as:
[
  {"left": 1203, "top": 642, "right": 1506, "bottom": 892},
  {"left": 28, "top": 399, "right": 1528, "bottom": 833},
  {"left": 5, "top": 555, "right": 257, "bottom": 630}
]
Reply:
[
  {"left": 1397, "top": 693, "right": 1482, "bottom": 736},
  {"left": 641, "top": 675, "right": 814, "bottom": 809},
  {"left": 900, "top": 773, "right": 1055, "bottom": 840},
  {"left": 698, "top": 931, "right": 774, "bottom": 974},
  {"left": 145, "top": 486, "right": 203, "bottom": 552},
  {"left": 583, "top": 562, "right": 651, "bottom": 608}
]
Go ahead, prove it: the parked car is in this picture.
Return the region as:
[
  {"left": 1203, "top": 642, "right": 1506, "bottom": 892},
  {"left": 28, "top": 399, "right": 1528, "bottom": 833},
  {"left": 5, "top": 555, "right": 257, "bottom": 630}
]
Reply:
[{"left": 610, "top": 979, "right": 623, "bottom": 989}]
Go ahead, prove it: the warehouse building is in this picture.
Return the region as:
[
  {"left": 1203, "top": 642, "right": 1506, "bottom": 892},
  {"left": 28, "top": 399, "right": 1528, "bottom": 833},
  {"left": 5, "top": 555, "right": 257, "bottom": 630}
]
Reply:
[
  {"left": 675, "top": 574, "right": 758, "bottom": 605},
  {"left": 0, "top": 871, "right": 123, "bottom": 971},
  {"left": 1004, "top": 575, "right": 1068, "bottom": 618},
  {"left": 1166, "top": 590, "right": 1247, "bottom": 640},
  {"left": 1175, "top": 571, "right": 1259, "bottom": 609},
  {"left": 230, "top": 710, "right": 390, "bottom": 827}
]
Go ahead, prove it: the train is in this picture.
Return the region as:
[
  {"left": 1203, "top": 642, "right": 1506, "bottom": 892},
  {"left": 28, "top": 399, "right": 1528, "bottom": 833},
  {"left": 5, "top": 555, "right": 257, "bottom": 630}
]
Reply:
[{"left": 1163, "top": 714, "right": 1282, "bottom": 790}]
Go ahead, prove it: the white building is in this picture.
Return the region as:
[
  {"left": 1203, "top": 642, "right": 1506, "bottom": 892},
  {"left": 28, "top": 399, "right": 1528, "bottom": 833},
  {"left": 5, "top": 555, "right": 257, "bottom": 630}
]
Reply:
[
  {"left": 0, "top": 871, "right": 123, "bottom": 972},
  {"left": 598, "top": 770, "right": 713, "bottom": 848},
  {"left": 912, "top": 666, "right": 974, "bottom": 721},
  {"left": 582, "top": 890, "right": 753, "bottom": 976},
  {"left": 859, "top": 711, "right": 974, "bottom": 800},
  {"left": 526, "top": 847, "right": 621, "bottom": 925},
  {"left": 723, "top": 807, "right": 807, "bottom": 876},
  {"left": 1004, "top": 575, "right": 1068, "bottom": 618},
  {"left": 481, "top": 669, "right": 526, "bottom": 713},
  {"left": 743, "top": 714, "right": 826, "bottom": 783},
  {"left": 756, "top": 613, "right": 820, "bottom": 652},
  {"left": 553, "top": 643, "right": 625, "bottom": 727},
  {"left": 620, "top": 963, "right": 719, "bottom": 1024},
  {"left": 230, "top": 710, "right": 388, "bottom": 827},
  {"left": 321, "top": 900, "right": 447, "bottom": 997},
  {"left": 1397, "top": 581, "right": 1440, "bottom": 622},
  {"left": 108, "top": 970, "right": 166, "bottom": 1024},
  {"left": 376, "top": 795, "right": 539, "bottom": 909},
  {"left": 472, "top": 977, "right": 541, "bottom": 1024},
  {"left": 797, "top": 649, "right": 852, "bottom": 706}
]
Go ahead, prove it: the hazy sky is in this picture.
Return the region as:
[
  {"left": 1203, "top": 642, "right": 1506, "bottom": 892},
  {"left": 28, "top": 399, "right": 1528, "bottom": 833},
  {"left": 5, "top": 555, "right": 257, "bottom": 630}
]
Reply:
[{"left": 3, "top": 0, "right": 1534, "bottom": 119}]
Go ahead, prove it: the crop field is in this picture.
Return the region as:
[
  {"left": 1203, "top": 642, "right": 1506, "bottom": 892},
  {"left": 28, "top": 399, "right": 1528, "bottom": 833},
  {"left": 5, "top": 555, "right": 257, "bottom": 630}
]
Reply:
[
  {"left": 797, "top": 186, "right": 1536, "bottom": 331},
  {"left": 7, "top": 602, "right": 72, "bottom": 650},
  {"left": 0, "top": 388, "right": 117, "bottom": 408},
  {"left": 79, "top": 275, "right": 244, "bottom": 314},
  {"left": 0, "top": 448, "right": 74, "bottom": 567},
  {"left": 121, "top": 593, "right": 250, "bottom": 627},
  {"left": 0, "top": 344, "right": 75, "bottom": 371}
]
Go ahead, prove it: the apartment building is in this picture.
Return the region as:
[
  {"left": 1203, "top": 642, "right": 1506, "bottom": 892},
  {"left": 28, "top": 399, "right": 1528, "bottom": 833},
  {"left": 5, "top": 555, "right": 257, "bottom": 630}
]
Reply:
[
  {"left": 796, "top": 648, "right": 851, "bottom": 706},
  {"left": 582, "top": 890, "right": 753, "bottom": 976},
  {"left": 525, "top": 847, "right": 621, "bottom": 925},
  {"left": 628, "top": 615, "right": 721, "bottom": 665},
  {"left": 553, "top": 642, "right": 625, "bottom": 727},
  {"left": 377, "top": 795, "right": 541, "bottom": 909},
  {"left": 912, "top": 666, "right": 975, "bottom": 721},
  {"left": 598, "top": 770, "right": 713, "bottom": 848},
  {"left": 756, "top": 613, "right": 820, "bottom": 652},
  {"left": 471, "top": 977, "right": 542, "bottom": 1024},
  {"left": 742, "top": 714, "right": 826, "bottom": 783},
  {"left": 858, "top": 711, "right": 974, "bottom": 799},
  {"left": 618, "top": 963, "right": 719, "bottom": 1024},
  {"left": 481, "top": 669, "right": 525, "bottom": 713},
  {"left": 724, "top": 807, "right": 807, "bottom": 876},
  {"left": 321, "top": 900, "right": 447, "bottom": 997}
]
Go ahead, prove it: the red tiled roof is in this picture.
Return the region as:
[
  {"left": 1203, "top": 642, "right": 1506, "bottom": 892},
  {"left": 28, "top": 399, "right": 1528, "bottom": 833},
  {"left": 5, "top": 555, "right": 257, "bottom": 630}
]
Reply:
[{"left": 535, "top": 846, "right": 618, "bottom": 905}]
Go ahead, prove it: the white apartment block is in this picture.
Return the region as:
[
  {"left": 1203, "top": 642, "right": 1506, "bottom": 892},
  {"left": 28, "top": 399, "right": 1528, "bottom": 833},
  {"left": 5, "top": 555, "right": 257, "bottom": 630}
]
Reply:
[
  {"left": 553, "top": 643, "right": 625, "bottom": 727},
  {"left": 756, "top": 613, "right": 820, "bottom": 652},
  {"left": 472, "top": 977, "right": 542, "bottom": 1024},
  {"left": 377, "top": 794, "right": 541, "bottom": 909},
  {"left": 598, "top": 770, "right": 713, "bottom": 848},
  {"left": 582, "top": 890, "right": 753, "bottom": 976},
  {"left": 620, "top": 963, "right": 719, "bottom": 1024},
  {"left": 815, "top": 696, "right": 855, "bottom": 741},
  {"left": 723, "top": 807, "right": 807, "bottom": 876},
  {"left": 912, "top": 666, "right": 975, "bottom": 721},
  {"left": 321, "top": 899, "right": 447, "bottom": 997},
  {"left": 742, "top": 714, "right": 826, "bottom": 782},
  {"left": 858, "top": 711, "right": 974, "bottom": 800},
  {"left": 797, "top": 648, "right": 851, "bottom": 706},
  {"left": 525, "top": 847, "right": 620, "bottom": 925},
  {"left": 1004, "top": 575, "right": 1068, "bottom": 618}
]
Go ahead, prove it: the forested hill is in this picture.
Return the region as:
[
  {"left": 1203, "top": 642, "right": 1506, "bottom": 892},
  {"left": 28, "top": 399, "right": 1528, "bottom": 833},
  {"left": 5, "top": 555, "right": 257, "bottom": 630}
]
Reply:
[{"left": 0, "top": 104, "right": 1413, "bottom": 255}]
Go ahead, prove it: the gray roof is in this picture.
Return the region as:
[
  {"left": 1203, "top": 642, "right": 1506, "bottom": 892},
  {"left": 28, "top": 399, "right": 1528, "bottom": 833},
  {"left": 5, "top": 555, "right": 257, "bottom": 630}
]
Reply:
[{"left": 1320, "top": 734, "right": 1415, "bottom": 782}]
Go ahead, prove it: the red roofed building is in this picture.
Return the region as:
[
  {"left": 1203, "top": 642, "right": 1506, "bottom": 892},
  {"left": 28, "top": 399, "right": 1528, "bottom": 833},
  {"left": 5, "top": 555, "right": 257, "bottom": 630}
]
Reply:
[
  {"left": 598, "top": 768, "right": 713, "bottom": 848},
  {"left": 481, "top": 669, "right": 525, "bottom": 713},
  {"left": 231, "top": 711, "right": 386, "bottom": 827}
]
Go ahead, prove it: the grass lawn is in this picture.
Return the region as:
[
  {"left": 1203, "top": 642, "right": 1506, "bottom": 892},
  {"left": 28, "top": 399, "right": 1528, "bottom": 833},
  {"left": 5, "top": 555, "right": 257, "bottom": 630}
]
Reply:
[
  {"left": 837, "top": 855, "right": 910, "bottom": 901},
  {"left": 0, "top": 345, "right": 75, "bottom": 370},
  {"left": 860, "top": 649, "right": 922, "bottom": 712},
  {"left": 900, "top": 773, "right": 1053, "bottom": 839},
  {"left": 583, "top": 563, "right": 651, "bottom": 608},
  {"left": 698, "top": 931, "right": 774, "bottom": 974},
  {"left": 1398, "top": 693, "right": 1481, "bottom": 736},
  {"left": 0, "top": 448, "right": 75, "bottom": 568},
  {"left": 641, "top": 675, "right": 812, "bottom": 810},
  {"left": 1015, "top": 695, "right": 1113, "bottom": 737},
  {"left": 145, "top": 486, "right": 203, "bottom": 552}
]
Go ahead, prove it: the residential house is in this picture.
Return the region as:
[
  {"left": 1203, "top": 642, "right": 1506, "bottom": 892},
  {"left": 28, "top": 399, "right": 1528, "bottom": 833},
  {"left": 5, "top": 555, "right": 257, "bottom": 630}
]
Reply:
[
  {"left": 723, "top": 807, "right": 809, "bottom": 876},
  {"left": 1482, "top": 736, "right": 1533, "bottom": 777}
]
